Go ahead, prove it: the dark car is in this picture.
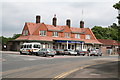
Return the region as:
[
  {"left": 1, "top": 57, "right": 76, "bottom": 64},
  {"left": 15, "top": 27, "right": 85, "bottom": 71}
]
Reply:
[
  {"left": 55, "top": 49, "right": 64, "bottom": 55},
  {"left": 76, "top": 50, "right": 88, "bottom": 56},
  {"left": 36, "top": 48, "right": 56, "bottom": 57}
]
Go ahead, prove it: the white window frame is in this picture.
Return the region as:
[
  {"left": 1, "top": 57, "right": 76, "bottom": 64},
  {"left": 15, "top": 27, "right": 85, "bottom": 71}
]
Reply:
[
  {"left": 75, "top": 34, "right": 80, "bottom": 39},
  {"left": 86, "top": 34, "right": 90, "bottom": 39},
  {"left": 65, "top": 33, "right": 70, "bottom": 38},
  {"left": 53, "top": 32, "right": 58, "bottom": 37},
  {"left": 40, "top": 31, "right": 46, "bottom": 36}
]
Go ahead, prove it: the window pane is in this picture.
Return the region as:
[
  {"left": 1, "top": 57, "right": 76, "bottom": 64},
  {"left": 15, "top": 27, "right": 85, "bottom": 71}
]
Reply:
[
  {"left": 40, "top": 31, "right": 46, "bottom": 36},
  {"left": 86, "top": 35, "right": 90, "bottom": 39},
  {"left": 53, "top": 32, "right": 58, "bottom": 37}
]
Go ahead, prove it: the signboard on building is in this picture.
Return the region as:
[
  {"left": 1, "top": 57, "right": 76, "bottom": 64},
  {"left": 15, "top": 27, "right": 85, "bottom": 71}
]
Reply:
[{"left": 55, "top": 40, "right": 84, "bottom": 44}]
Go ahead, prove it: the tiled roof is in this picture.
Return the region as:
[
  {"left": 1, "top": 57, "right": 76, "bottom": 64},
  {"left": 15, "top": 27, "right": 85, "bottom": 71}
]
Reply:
[
  {"left": 26, "top": 23, "right": 42, "bottom": 35},
  {"left": 70, "top": 27, "right": 87, "bottom": 33},
  {"left": 16, "top": 35, "right": 101, "bottom": 44},
  {"left": 16, "top": 22, "right": 102, "bottom": 44},
  {"left": 16, "top": 35, "right": 53, "bottom": 41},
  {"left": 98, "top": 39, "right": 118, "bottom": 46},
  {"left": 46, "top": 24, "right": 65, "bottom": 31}
]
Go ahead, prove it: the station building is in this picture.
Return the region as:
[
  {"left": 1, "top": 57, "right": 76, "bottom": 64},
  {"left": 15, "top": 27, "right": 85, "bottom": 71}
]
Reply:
[{"left": 7, "top": 15, "right": 102, "bottom": 51}]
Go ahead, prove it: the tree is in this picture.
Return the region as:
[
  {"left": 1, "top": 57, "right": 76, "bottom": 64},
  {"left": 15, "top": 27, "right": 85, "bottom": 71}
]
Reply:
[
  {"left": 92, "top": 26, "right": 118, "bottom": 41},
  {"left": 12, "top": 34, "right": 21, "bottom": 39},
  {"left": 113, "top": 1, "right": 120, "bottom": 10},
  {"left": 0, "top": 34, "right": 21, "bottom": 44},
  {"left": 113, "top": 1, "right": 120, "bottom": 25}
]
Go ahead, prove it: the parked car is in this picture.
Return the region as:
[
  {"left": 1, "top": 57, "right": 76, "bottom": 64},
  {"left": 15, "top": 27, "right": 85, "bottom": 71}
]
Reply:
[
  {"left": 76, "top": 50, "right": 88, "bottom": 56},
  {"left": 36, "top": 48, "right": 56, "bottom": 57},
  {"left": 64, "top": 49, "right": 77, "bottom": 56},
  {"left": 20, "top": 43, "right": 41, "bottom": 55},
  {"left": 55, "top": 49, "right": 64, "bottom": 55},
  {"left": 88, "top": 49, "right": 102, "bottom": 56}
]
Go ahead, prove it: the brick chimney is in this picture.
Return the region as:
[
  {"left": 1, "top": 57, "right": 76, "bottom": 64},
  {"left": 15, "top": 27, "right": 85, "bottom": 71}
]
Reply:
[
  {"left": 80, "top": 21, "right": 84, "bottom": 28},
  {"left": 66, "top": 19, "right": 71, "bottom": 27},
  {"left": 36, "top": 15, "right": 40, "bottom": 23},
  {"left": 52, "top": 14, "right": 57, "bottom": 27}
]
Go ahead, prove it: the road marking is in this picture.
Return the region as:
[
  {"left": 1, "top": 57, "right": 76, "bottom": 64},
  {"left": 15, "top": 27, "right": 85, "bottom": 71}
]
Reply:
[
  {"left": 90, "top": 73, "right": 100, "bottom": 76},
  {"left": 52, "top": 59, "right": 119, "bottom": 80}
]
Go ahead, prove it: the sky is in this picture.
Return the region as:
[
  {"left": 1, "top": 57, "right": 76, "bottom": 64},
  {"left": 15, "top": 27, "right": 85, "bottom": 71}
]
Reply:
[{"left": 0, "top": 0, "right": 119, "bottom": 37}]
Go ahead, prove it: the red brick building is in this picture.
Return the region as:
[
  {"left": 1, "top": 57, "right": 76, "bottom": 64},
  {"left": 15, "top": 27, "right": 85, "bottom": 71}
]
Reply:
[
  {"left": 98, "top": 39, "right": 119, "bottom": 55},
  {"left": 8, "top": 15, "right": 102, "bottom": 51}
]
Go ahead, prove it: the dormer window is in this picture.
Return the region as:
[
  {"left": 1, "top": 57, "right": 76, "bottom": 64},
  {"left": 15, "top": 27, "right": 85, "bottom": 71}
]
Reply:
[
  {"left": 23, "top": 30, "right": 28, "bottom": 36},
  {"left": 75, "top": 34, "right": 80, "bottom": 39},
  {"left": 53, "top": 32, "right": 58, "bottom": 37},
  {"left": 65, "top": 33, "right": 70, "bottom": 38},
  {"left": 40, "top": 31, "right": 46, "bottom": 36},
  {"left": 86, "top": 34, "right": 90, "bottom": 39}
]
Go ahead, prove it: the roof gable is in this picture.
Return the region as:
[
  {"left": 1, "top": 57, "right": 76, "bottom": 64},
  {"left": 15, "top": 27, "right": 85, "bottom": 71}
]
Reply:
[{"left": 23, "top": 23, "right": 39, "bottom": 35}]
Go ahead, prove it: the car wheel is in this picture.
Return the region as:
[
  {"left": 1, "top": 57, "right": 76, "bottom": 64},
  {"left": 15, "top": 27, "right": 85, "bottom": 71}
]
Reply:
[
  {"left": 43, "top": 53, "right": 47, "bottom": 57},
  {"left": 75, "top": 54, "right": 77, "bottom": 56},
  {"left": 82, "top": 54, "right": 85, "bottom": 56},
  {"left": 51, "top": 55, "right": 54, "bottom": 57},
  {"left": 20, "top": 51, "right": 23, "bottom": 55},
  {"left": 36, "top": 53, "right": 39, "bottom": 56}
]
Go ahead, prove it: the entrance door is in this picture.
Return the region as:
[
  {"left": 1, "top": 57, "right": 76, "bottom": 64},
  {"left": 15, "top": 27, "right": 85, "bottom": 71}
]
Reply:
[{"left": 68, "top": 44, "right": 71, "bottom": 49}]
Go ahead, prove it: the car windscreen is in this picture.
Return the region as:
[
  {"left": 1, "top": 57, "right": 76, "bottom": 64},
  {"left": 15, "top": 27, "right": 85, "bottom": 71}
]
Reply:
[
  {"left": 48, "top": 49, "right": 54, "bottom": 51},
  {"left": 33, "top": 44, "right": 40, "bottom": 48},
  {"left": 40, "top": 49, "right": 47, "bottom": 51}
]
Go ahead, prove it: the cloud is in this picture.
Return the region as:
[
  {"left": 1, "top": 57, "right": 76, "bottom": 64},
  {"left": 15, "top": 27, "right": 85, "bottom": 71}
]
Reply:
[{"left": 1, "top": 1, "right": 119, "bottom": 37}]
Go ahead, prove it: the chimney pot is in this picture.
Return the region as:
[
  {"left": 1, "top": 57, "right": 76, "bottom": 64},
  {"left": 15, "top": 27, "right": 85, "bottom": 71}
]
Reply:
[
  {"left": 66, "top": 19, "right": 71, "bottom": 27},
  {"left": 36, "top": 15, "right": 40, "bottom": 23},
  {"left": 80, "top": 21, "right": 84, "bottom": 28},
  {"left": 52, "top": 14, "right": 57, "bottom": 27}
]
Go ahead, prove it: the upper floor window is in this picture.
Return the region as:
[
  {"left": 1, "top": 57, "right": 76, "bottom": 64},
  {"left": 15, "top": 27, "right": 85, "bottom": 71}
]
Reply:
[
  {"left": 86, "top": 34, "right": 90, "bottom": 39},
  {"left": 75, "top": 34, "right": 80, "bottom": 39},
  {"left": 40, "top": 31, "right": 46, "bottom": 36},
  {"left": 65, "top": 33, "right": 70, "bottom": 38},
  {"left": 23, "top": 30, "right": 28, "bottom": 36},
  {"left": 53, "top": 32, "right": 58, "bottom": 37}
]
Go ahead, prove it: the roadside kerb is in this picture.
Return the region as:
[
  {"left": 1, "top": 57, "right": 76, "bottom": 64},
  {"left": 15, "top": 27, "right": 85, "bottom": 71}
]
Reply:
[{"left": 0, "top": 51, "right": 20, "bottom": 55}]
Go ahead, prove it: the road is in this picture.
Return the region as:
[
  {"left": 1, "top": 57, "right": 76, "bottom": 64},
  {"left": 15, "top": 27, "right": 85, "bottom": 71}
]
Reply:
[{"left": 1, "top": 51, "right": 119, "bottom": 80}]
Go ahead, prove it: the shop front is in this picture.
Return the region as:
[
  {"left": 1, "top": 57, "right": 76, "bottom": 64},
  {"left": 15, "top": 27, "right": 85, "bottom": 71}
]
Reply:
[{"left": 54, "top": 40, "right": 84, "bottom": 50}]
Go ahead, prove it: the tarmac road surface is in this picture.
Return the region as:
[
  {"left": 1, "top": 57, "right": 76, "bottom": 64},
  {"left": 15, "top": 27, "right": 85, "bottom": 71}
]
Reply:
[{"left": 1, "top": 51, "right": 119, "bottom": 80}]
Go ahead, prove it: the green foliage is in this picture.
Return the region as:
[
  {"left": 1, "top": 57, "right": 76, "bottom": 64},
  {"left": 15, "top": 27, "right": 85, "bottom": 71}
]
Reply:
[
  {"left": 12, "top": 34, "right": 21, "bottom": 39},
  {"left": 0, "top": 36, "right": 13, "bottom": 44},
  {"left": 113, "top": 1, "right": 120, "bottom": 10},
  {"left": 0, "top": 34, "right": 21, "bottom": 44},
  {"left": 92, "top": 26, "right": 119, "bottom": 41}
]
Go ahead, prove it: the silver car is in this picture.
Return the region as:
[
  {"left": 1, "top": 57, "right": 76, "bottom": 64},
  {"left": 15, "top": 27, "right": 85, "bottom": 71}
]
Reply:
[
  {"left": 36, "top": 48, "right": 56, "bottom": 57},
  {"left": 89, "top": 49, "right": 102, "bottom": 56},
  {"left": 64, "top": 49, "right": 77, "bottom": 56}
]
